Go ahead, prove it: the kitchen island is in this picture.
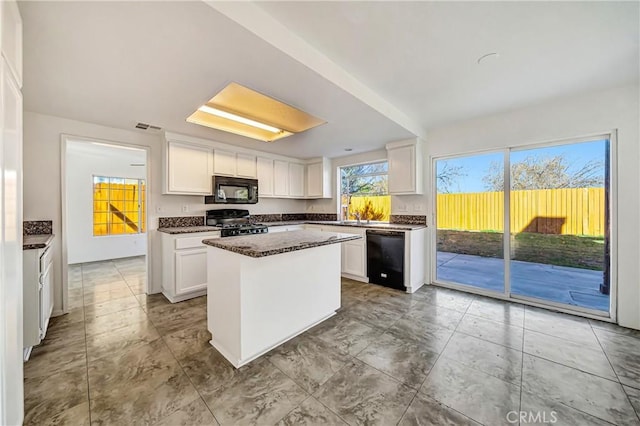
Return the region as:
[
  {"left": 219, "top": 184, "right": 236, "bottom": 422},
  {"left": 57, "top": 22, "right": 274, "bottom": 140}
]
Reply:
[{"left": 202, "top": 230, "right": 361, "bottom": 368}]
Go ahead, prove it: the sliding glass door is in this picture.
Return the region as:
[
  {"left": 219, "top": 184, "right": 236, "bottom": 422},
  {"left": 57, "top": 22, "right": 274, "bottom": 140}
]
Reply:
[
  {"left": 509, "top": 139, "right": 610, "bottom": 313},
  {"left": 435, "top": 152, "right": 505, "bottom": 293},
  {"left": 433, "top": 136, "right": 612, "bottom": 316}
]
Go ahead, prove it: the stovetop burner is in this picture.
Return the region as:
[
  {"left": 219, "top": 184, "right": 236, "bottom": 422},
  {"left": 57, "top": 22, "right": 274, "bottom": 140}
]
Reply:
[{"left": 206, "top": 209, "right": 268, "bottom": 237}]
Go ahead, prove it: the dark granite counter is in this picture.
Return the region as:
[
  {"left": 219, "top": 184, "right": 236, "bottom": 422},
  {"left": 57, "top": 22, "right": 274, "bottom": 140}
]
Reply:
[
  {"left": 23, "top": 234, "right": 55, "bottom": 250},
  {"left": 158, "top": 226, "right": 220, "bottom": 235},
  {"left": 264, "top": 220, "right": 426, "bottom": 231},
  {"left": 203, "top": 230, "right": 361, "bottom": 258}
]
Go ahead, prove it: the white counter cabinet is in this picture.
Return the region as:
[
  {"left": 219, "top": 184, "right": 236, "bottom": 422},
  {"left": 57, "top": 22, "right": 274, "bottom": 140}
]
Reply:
[
  {"left": 23, "top": 243, "right": 54, "bottom": 359},
  {"left": 161, "top": 231, "right": 220, "bottom": 302},
  {"left": 304, "top": 223, "right": 426, "bottom": 292}
]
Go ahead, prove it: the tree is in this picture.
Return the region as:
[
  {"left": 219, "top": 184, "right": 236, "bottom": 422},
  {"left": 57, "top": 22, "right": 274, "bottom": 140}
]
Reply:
[
  {"left": 483, "top": 154, "right": 604, "bottom": 191},
  {"left": 341, "top": 163, "right": 388, "bottom": 196},
  {"left": 436, "top": 162, "right": 467, "bottom": 193}
]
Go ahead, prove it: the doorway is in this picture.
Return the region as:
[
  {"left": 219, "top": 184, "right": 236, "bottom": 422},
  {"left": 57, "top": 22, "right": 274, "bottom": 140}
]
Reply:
[
  {"left": 61, "top": 137, "right": 150, "bottom": 314},
  {"left": 434, "top": 134, "right": 613, "bottom": 318}
]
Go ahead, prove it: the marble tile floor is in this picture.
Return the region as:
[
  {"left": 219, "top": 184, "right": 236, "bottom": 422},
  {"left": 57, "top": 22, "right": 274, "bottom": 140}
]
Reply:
[{"left": 23, "top": 257, "right": 640, "bottom": 425}]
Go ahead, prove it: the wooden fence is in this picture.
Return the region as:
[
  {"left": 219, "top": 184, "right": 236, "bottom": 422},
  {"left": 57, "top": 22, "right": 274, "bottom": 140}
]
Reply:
[
  {"left": 93, "top": 182, "right": 146, "bottom": 236},
  {"left": 342, "top": 195, "right": 391, "bottom": 221},
  {"left": 437, "top": 188, "right": 605, "bottom": 236}
]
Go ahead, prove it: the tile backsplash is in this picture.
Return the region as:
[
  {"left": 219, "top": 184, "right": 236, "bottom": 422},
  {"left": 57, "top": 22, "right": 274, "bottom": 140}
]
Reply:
[
  {"left": 24, "top": 221, "right": 53, "bottom": 235},
  {"left": 389, "top": 215, "right": 427, "bottom": 225},
  {"left": 158, "top": 216, "right": 205, "bottom": 228},
  {"left": 250, "top": 213, "right": 338, "bottom": 223}
]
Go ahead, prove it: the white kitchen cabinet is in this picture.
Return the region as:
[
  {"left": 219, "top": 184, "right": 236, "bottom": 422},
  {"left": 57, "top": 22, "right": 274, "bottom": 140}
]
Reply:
[
  {"left": 236, "top": 153, "right": 257, "bottom": 178},
  {"left": 161, "top": 231, "right": 220, "bottom": 303},
  {"left": 256, "top": 157, "right": 274, "bottom": 197},
  {"left": 386, "top": 139, "right": 423, "bottom": 195},
  {"left": 164, "top": 141, "right": 213, "bottom": 195},
  {"left": 306, "top": 158, "right": 332, "bottom": 199},
  {"left": 23, "top": 243, "right": 54, "bottom": 358},
  {"left": 273, "top": 160, "right": 289, "bottom": 197},
  {"left": 268, "top": 225, "right": 305, "bottom": 233},
  {"left": 1, "top": 7, "right": 23, "bottom": 422},
  {"left": 289, "top": 163, "right": 305, "bottom": 198},
  {"left": 213, "top": 149, "right": 237, "bottom": 176},
  {"left": 312, "top": 225, "right": 367, "bottom": 280},
  {"left": 1, "top": 0, "right": 22, "bottom": 87},
  {"left": 342, "top": 240, "right": 366, "bottom": 277}
]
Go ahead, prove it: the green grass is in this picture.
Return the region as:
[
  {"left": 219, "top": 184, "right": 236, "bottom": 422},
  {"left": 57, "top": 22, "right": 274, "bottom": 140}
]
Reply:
[{"left": 437, "top": 230, "right": 605, "bottom": 271}]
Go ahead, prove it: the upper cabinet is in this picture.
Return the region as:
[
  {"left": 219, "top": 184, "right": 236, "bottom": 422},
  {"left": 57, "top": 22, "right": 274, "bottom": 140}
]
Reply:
[
  {"left": 256, "top": 157, "right": 274, "bottom": 197},
  {"left": 213, "top": 149, "right": 236, "bottom": 176},
  {"left": 305, "top": 158, "right": 332, "bottom": 199},
  {"left": 213, "top": 149, "right": 257, "bottom": 178},
  {"left": 236, "top": 153, "right": 257, "bottom": 178},
  {"left": 273, "top": 160, "right": 289, "bottom": 197},
  {"left": 162, "top": 133, "right": 332, "bottom": 199},
  {"left": 1, "top": 0, "right": 22, "bottom": 88},
  {"left": 386, "top": 138, "right": 424, "bottom": 195},
  {"left": 164, "top": 140, "right": 213, "bottom": 195},
  {"left": 288, "top": 163, "right": 305, "bottom": 198}
]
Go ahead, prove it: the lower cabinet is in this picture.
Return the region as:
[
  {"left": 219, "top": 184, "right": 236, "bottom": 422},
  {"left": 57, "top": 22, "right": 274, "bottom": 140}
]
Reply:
[
  {"left": 161, "top": 231, "right": 220, "bottom": 303},
  {"left": 23, "top": 243, "right": 54, "bottom": 360},
  {"left": 268, "top": 225, "right": 305, "bottom": 233},
  {"left": 341, "top": 239, "right": 366, "bottom": 277},
  {"left": 305, "top": 225, "right": 367, "bottom": 281}
]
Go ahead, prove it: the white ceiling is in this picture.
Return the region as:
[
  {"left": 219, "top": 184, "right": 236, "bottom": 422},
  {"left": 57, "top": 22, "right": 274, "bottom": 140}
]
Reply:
[
  {"left": 67, "top": 140, "right": 147, "bottom": 167},
  {"left": 20, "top": 1, "right": 639, "bottom": 159},
  {"left": 256, "top": 1, "right": 639, "bottom": 128}
]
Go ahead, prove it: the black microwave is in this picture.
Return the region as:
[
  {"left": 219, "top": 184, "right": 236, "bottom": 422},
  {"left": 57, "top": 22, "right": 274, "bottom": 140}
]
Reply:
[{"left": 205, "top": 176, "right": 259, "bottom": 204}]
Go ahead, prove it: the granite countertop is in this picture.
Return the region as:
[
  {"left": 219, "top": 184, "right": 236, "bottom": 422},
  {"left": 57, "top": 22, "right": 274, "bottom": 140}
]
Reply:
[
  {"left": 158, "top": 226, "right": 220, "bottom": 234},
  {"left": 203, "top": 230, "right": 361, "bottom": 258},
  {"left": 23, "top": 234, "right": 55, "bottom": 250},
  {"left": 265, "top": 220, "right": 426, "bottom": 231}
]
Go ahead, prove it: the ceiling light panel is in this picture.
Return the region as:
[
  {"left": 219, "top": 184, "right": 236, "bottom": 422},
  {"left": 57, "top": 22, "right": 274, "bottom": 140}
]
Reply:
[{"left": 186, "top": 82, "right": 326, "bottom": 142}]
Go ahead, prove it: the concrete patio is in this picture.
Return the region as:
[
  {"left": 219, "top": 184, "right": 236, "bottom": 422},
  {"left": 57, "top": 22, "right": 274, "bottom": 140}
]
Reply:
[{"left": 436, "top": 252, "right": 609, "bottom": 312}]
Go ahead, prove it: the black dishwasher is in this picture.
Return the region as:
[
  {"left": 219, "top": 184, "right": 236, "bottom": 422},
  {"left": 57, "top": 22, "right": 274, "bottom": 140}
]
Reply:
[{"left": 366, "top": 230, "right": 405, "bottom": 290}]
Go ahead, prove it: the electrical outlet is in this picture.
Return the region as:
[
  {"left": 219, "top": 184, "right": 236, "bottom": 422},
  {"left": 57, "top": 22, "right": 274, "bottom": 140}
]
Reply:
[
  {"left": 396, "top": 204, "right": 408, "bottom": 212},
  {"left": 182, "top": 205, "right": 189, "bottom": 213},
  {"left": 156, "top": 206, "right": 162, "bottom": 213},
  {"left": 414, "top": 204, "right": 423, "bottom": 212}
]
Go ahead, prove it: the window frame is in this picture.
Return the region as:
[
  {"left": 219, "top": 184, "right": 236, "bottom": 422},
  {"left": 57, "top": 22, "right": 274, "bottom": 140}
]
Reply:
[
  {"left": 92, "top": 175, "right": 146, "bottom": 237},
  {"left": 338, "top": 160, "right": 390, "bottom": 222}
]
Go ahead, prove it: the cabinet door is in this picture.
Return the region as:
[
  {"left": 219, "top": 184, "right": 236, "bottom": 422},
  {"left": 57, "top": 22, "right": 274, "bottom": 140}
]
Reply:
[
  {"left": 341, "top": 241, "right": 365, "bottom": 277},
  {"left": 236, "top": 153, "right": 256, "bottom": 178},
  {"left": 167, "top": 141, "right": 212, "bottom": 194},
  {"left": 256, "top": 157, "right": 274, "bottom": 196},
  {"left": 1, "top": 0, "right": 22, "bottom": 87},
  {"left": 213, "top": 149, "right": 236, "bottom": 176},
  {"left": 273, "top": 160, "right": 289, "bottom": 197},
  {"left": 388, "top": 145, "right": 415, "bottom": 194},
  {"left": 289, "top": 163, "right": 305, "bottom": 198},
  {"left": 175, "top": 249, "right": 208, "bottom": 295},
  {"left": 306, "top": 162, "right": 322, "bottom": 198}
]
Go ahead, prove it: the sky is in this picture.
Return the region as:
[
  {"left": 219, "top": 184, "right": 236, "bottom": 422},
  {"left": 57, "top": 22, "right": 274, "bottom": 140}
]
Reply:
[{"left": 436, "top": 139, "right": 608, "bottom": 193}]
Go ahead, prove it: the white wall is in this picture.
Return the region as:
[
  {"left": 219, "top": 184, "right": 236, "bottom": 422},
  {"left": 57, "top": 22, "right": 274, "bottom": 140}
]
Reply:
[
  {"left": 66, "top": 141, "right": 147, "bottom": 264},
  {"left": 425, "top": 84, "right": 640, "bottom": 330},
  {"left": 23, "top": 111, "right": 309, "bottom": 310}
]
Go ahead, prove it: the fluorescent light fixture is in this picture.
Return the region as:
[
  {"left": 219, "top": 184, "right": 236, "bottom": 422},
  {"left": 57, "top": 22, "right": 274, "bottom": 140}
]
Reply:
[
  {"left": 186, "top": 82, "right": 326, "bottom": 142},
  {"left": 197, "top": 105, "right": 282, "bottom": 133}
]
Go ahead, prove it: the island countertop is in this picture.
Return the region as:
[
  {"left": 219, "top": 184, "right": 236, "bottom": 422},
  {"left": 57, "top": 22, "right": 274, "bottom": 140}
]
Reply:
[{"left": 203, "top": 230, "right": 361, "bottom": 258}]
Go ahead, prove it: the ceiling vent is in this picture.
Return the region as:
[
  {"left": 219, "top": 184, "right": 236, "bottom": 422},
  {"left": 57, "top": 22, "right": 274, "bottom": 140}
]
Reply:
[{"left": 135, "top": 122, "right": 162, "bottom": 131}]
